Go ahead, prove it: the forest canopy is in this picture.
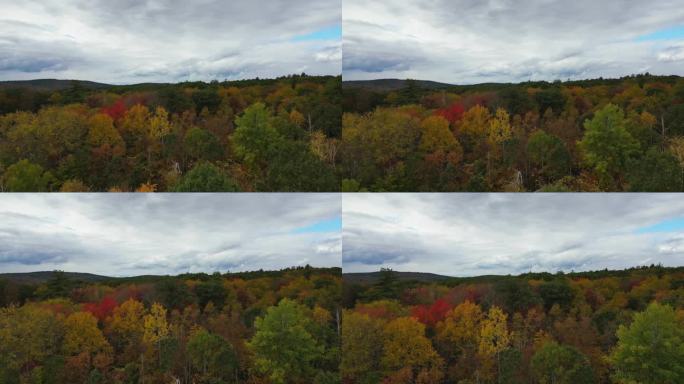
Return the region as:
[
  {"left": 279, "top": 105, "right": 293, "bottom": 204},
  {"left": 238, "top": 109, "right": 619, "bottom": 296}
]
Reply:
[
  {"left": 342, "top": 74, "right": 684, "bottom": 192},
  {"left": 341, "top": 266, "right": 684, "bottom": 384},
  {"left": 0, "top": 75, "right": 341, "bottom": 192},
  {"left": 0, "top": 266, "right": 341, "bottom": 384},
  {"left": 5, "top": 73, "right": 684, "bottom": 192}
]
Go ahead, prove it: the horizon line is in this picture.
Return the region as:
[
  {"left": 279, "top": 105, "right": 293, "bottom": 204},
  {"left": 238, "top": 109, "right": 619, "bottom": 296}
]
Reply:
[
  {"left": 0, "top": 73, "right": 342, "bottom": 87},
  {"left": 0, "top": 265, "right": 342, "bottom": 279},
  {"left": 342, "top": 72, "right": 683, "bottom": 87},
  {"left": 343, "top": 264, "right": 682, "bottom": 278}
]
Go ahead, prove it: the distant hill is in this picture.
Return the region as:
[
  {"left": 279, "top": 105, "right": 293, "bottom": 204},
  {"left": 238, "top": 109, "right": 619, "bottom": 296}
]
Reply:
[
  {"left": 0, "top": 271, "right": 203, "bottom": 286},
  {"left": 0, "top": 79, "right": 115, "bottom": 91},
  {"left": 0, "top": 266, "right": 343, "bottom": 285},
  {"left": 344, "top": 271, "right": 453, "bottom": 285},
  {"left": 0, "top": 74, "right": 340, "bottom": 93},
  {"left": 344, "top": 265, "right": 684, "bottom": 286},
  {"left": 343, "top": 75, "right": 684, "bottom": 94},
  {"left": 343, "top": 79, "right": 454, "bottom": 92},
  {"left": 0, "top": 271, "right": 113, "bottom": 285}
]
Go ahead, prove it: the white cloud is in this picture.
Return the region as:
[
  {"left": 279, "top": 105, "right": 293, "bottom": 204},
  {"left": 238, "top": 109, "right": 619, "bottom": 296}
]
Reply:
[
  {"left": 0, "top": 194, "right": 341, "bottom": 276},
  {"left": 0, "top": 0, "right": 341, "bottom": 83},
  {"left": 343, "top": 194, "right": 684, "bottom": 275},
  {"left": 343, "top": 0, "right": 684, "bottom": 83}
]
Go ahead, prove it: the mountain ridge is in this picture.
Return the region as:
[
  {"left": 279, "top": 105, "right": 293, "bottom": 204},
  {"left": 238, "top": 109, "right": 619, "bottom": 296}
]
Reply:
[
  {"left": 343, "top": 265, "right": 684, "bottom": 285},
  {"left": 0, "top": 79, "right": 114, "bottom": 91},
  {"left": 0, "top": 271, "right": 112, "bottom": 284},
  {"left": 342, "top": 78, "right": 455, "bottom": 91},
  {"left": 0, "top": 266, "right": 343, "bottom": 285},
  {"left": 342, "top": 74, "right": 684, "bottom": 92},
  {"left": 343, "top": 271, "right": 453, "bottom": 284},
  {"left": 0, "top": 74, "right": 341, "bottom": 91}
]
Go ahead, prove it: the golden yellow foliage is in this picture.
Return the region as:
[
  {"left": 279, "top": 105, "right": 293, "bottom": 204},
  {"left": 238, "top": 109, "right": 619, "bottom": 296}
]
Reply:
[
  {"left": 419, "top": 115, "right": 459, "bottom": 153},
  {"left": 289, "top": 109, "right": 305, "bottom": 127},
  {"left": 136, "top": 182, "right": 157, "bottom": 192},
  {"left": 143, "top": 302, "right": 169, "bottom": 346},
  {"left": 459, "top": 105, "right": 491, "bottom": 136},
  {"left": 382, "top": 317, "right": 444, "bottom": 374},
  {"left": 148, "top": 106, "right": 171, "bottom": 142},
  {"left": 436, "top": 300, "right": 483, "bottom": 353},
  {"left": 63, "top": 311, "right": 111, "bottom": 357},
  {"left": 487, "top": 108, "right": 512, "bottom": 148},
  {"left": 108, "top": 298, "right": 145, "bottom": 343},
  {"left": 478, "top": 305, "right": 510, "bottom": 357}
]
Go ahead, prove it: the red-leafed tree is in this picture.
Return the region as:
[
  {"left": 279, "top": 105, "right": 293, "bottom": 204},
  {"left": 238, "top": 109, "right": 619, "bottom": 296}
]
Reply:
[
  {"left": 436, "top": 102, "right": 465, "bottom": 126},
  {"left": 101, "top": 99, "right": 127, "bottom": 121},
  {"left": 412, "top": 298, "right": 452, "bottom": 327},
  {"left": 83, "top": 296, "right": 118, "bottom": 322}
]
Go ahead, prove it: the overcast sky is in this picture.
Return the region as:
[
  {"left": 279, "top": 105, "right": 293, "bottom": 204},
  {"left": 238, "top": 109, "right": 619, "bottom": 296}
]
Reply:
[
  {"left": 0, "top": 194, "right": 341, "bottom": 276},
  {"left": 343, "top": 194, "right": 684, "bottom": 276},
  {"left": 0, "top": 0, "right": 341, "bottom": 83},
  {"left": 343, "top": 0, "right": 684, "bottom": 83}
]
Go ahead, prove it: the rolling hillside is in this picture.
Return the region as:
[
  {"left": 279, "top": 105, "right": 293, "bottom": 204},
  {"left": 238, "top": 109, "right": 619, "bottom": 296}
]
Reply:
[
  {"left": 342, "top": 78, "right": 454, "bottom": 91},
  {"left": 0, "top": 266, "right": 343, "bottom": 285},
  {"left": 0, "top": 79, "right": 114, "bottom": 91},
  {"left": 0, "top": 271, "right": 112, "bottom": 284},
  {"left": 343, "top": 271, "right": 453, "bottom": 284}
]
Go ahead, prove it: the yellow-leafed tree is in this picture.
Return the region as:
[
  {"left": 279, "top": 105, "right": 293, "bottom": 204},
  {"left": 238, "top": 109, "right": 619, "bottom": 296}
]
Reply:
[
  {"left": 382, "top": 316, "right": 444, "bottom": 383},
  {"left": 143, "top": 302, "right": 169, "bottom": 368},
  {"left": 478, "top": 306, "right": 511, "bottom": 383}
]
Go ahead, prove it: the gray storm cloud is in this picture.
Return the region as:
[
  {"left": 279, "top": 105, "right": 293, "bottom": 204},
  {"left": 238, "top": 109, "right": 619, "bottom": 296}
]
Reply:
[
  {"left": 0, "top": 0, "right": 341, "bottom": 83},
  {"left": 0, "top": 194, "right": 341, "bottom": 276},
  {"left": 342, "top": 194, "right": 684, "bottom": 275},
  {"left": 343, "top": 0, "right": 684, "bottom": 83}
]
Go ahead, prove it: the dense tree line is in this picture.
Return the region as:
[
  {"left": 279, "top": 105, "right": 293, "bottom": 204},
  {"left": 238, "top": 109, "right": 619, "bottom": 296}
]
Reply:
[
  {"left": 0, "top": 266, "right": 341, "bottom": 383},
  {"left": 342, "top": 74, "right": 684, "bottom": 191},
  {"left": 0, "top": 75, "right": 341, "bottom": 192},
  {"left": 341, "top": 266, "right": 684, "bottom": 384}
]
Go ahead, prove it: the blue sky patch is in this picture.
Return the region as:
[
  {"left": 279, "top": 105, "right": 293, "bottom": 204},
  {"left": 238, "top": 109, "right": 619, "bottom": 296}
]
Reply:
[
  {"left": 292, "top": 25, "right": 341, "bottom": 42},
  {"left": 292, "top": 216, "right": 342, "bottom": 234},
  {"left": 636, "top": 25, "right": 684, "bottom": 41},
  {"left": 636, "top": 217, "right": 684, "bottom": 234}
]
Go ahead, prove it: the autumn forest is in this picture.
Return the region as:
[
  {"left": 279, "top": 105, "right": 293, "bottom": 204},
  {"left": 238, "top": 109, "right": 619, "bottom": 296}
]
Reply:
[
  {"left": 3, "top": 264, "right": 683, "bottom": 384},
  {"left": 342, "top": 266, "right": 684, "bottom": 384},
  {"left": 342, "top": 75, "right": 684, "bottom": 191},
  {"left": 0, "top": 75, "right": 341, "bottom": 192},
  {"left": 3, "top": 73, "right": 684, "bottom": 192},
  {"left": 0, "top": 267, "right": 341, "bottom": 384},
  {"left": 5, "top": 0, "right": 684, "bottom": 383}
]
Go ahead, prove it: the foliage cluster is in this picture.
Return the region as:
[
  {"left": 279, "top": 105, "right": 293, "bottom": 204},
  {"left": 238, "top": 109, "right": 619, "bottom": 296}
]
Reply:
[
  {"left": 342, "top": 266, "right": 684, "bottom": 383},
  {"left": 342, "top": 75, "right": 684, "bottom": 191},
  {"left": 0, "top": 267, "right": 341, "bottom": 384},
  {"left": 0, "top": 75, "right": 341, "bottom": 192}
]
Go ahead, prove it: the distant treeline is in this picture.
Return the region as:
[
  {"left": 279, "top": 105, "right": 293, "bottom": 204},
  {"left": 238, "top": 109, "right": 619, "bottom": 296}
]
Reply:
[
  {"left": 0, "top": 266, "right": 342, "bottom": 306},
  {"left": 0, "top": 74, "right": 341, "bottom": 192},
  {"left": 342, "top": 74, "right": 684, "bottom": 191}
]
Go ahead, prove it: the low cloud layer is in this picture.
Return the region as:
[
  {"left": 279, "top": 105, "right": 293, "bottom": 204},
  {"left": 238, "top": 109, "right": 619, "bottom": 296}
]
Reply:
[
  {"left": 344, "top": 0, "right": 684, "bottom": 83},
  {"left": 0, "top": 194, "right": 341, "bottom": 276},
  {"left": 343, "top": 194, "right": 684, "bottom": 275},
  {"left": 0, "top": 0, "right": 341, "bottom": 83}
]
